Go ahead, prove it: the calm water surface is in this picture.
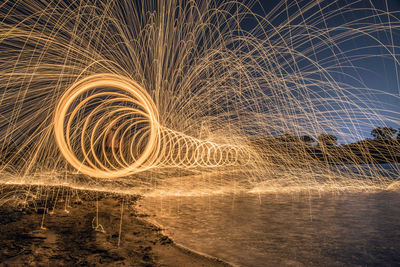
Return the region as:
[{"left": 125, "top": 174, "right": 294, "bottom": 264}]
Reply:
[{"left": 140, "top": 191, "right": 400, "bottom": 266}]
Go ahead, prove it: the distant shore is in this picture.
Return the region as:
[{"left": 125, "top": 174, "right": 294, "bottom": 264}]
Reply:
[
  {"left": 251, "top": 137, "right": 400, "bottom": 165},
  {"left": 0, "top": 185, "right": 231, "bottom": 266}
]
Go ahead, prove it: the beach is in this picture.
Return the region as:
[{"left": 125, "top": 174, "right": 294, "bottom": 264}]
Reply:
[{"left": 0, "top": 186, "right": 230, "bottom": 266}]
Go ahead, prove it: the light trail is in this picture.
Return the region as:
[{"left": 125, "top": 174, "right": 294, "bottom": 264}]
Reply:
[
  {"left": 0, "top": 0, "right": 398, "bottom": 192},
  {"left": 54, "top": 73, "right": 246, "bottom": 178}
]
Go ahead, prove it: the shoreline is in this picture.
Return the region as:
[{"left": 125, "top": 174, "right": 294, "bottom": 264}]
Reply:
[
  {"left": 0, "top": 184, "right": 231, "bottom": 266},
  {"left": 135, "top": 203, "right": 236, "bottom": 267}
]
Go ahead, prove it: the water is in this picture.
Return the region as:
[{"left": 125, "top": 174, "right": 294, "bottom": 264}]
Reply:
[{"left": 139, "top": 191, "right": 400, "bottom": 266}]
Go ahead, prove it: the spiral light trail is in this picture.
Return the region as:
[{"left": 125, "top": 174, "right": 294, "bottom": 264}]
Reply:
[
  {"left": 0, "top": 0, "right": 399, "bottom": 193},
  {"left": 54, "top": 73, "right": 247, "bottom": 178}
]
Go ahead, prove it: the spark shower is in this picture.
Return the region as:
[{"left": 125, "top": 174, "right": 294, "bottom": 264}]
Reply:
[{"left": 0, "top": 0, "right": 399, "bottom": 193}]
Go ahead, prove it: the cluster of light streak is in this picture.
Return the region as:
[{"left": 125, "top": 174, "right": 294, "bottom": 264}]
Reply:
[
  {"left": 0, "top": 0, "right": 399, "bottom": 192},
  {"left": 54, "top": 73, "right": 247, "bottom": 178}
]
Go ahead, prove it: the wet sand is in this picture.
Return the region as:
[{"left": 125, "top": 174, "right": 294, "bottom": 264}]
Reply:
[{"left": 0, "top": 186, "right": 230, "bottom": 266}]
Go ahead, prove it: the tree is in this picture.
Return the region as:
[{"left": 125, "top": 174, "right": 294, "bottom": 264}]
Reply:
[
  {"left": 371, "top": 127, "right": 384, "bottom": 139},
  {"left": 317, "top": 134, "right": 337, "bottom": 147},
  {"left": 371, "top": 127, "right": 397, "bottom": 139},
  {"left": 280, "top": 133, "right": 299, "bottom": 143},
  {"left": 300, "top": 135, "right": 314, "bottom": 145},
  {"left": 382, "top": 127, "right": 397, "bottom": 139}
]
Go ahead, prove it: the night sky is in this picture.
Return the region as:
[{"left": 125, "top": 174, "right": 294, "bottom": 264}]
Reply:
[{"left": 248, "top": 0, "right": 400, "bottom": 141}]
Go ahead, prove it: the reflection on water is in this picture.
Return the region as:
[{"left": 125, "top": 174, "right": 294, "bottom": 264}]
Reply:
[{"left": 140, "top": 191, "right": 400, "bottom": 266}]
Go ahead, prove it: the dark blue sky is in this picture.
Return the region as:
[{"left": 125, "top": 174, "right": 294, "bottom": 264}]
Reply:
[{"left": 246, "top": 0, "right": 400, "bottom": 141}]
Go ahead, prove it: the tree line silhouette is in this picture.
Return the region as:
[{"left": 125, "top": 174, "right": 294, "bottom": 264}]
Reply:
[{"left": 250, "top": 127, "right": 400, "bottom": 165}]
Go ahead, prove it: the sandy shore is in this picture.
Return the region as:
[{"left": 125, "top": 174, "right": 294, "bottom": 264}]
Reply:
[{"left": 0, "top": 186, "right": 230, "bottom": 266}]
